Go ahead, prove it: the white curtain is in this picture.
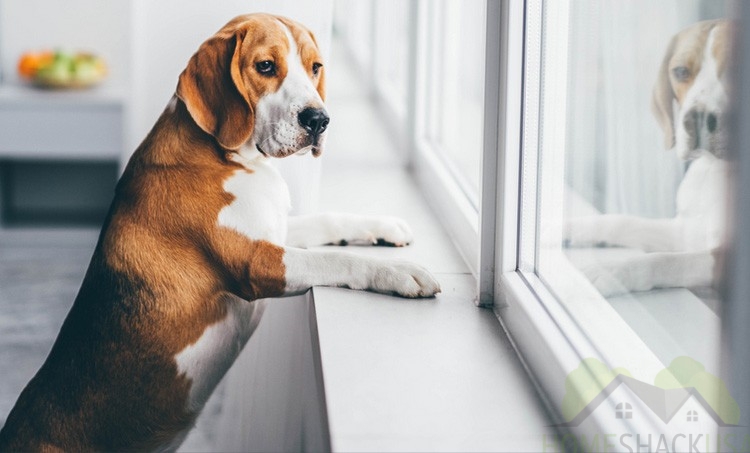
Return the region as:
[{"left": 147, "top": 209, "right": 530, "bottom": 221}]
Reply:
[{"left": 565, "top": 0, "right": 730, "bottom": 218}]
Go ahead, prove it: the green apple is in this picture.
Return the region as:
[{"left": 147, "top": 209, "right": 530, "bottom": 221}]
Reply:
[
  {"left": 73, "top": 55, "right": 99, "bottom": 84},
  {"left": 35, "top": 51, "right": 73, "bottom": 85}
]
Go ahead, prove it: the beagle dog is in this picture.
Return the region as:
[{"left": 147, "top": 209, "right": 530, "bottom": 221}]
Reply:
[
  {"left": 564, "top": 19, "right": 732, "bottom": 297},
  {"left": 0, "top": 14, "right": 440, "bottom": 452}
]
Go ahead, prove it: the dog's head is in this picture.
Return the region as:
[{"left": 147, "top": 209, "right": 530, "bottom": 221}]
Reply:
[
  {"left": 176, "top": 14, "right": 328, "bottom": 157},
  {"left": 652, "top": 19, "right": 733, "bottom": 160}
]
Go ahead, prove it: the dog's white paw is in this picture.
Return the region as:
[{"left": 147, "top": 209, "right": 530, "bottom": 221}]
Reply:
[
  {"left": 563, "top": 216, "right": 603, "bottom": 248},
  {"left": 580, "top": 261, "right": 653, "bottom": 297},
  {"left": 340, "top": 215, "right": 413, "bottom": 247},
  {"left": 370, "top": 216, "right": 414, "bottom": 247},
  {"left": 371, "top": 261, "right": 441, "bottom": 298}
]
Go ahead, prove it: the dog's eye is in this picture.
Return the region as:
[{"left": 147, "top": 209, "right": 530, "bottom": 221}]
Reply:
[
  {"left": 255, "top": 60, "right": 276, "bottom": 76},
  {"left": 312, "top": 62, "right": 323, "bottom": 76},
  {"left": 672, "top": 66, "right": 691, "bottom": 82}
]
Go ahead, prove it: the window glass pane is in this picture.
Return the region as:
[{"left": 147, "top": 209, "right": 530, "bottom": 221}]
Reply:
[
  {"left": 422, "top": 0, "right": 485, "bottom": 205},
  {"left": 525, "top": 0, "right": 736, "bottom": 426}
]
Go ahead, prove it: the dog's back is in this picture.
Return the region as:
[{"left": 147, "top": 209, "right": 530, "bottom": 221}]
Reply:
[{"left": 0, "top": 104, "right": 224, "bottom": 452}]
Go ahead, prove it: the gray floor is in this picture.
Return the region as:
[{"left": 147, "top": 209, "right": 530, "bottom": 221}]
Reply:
[
  {"left": 0, "top": 229, "right": 98, "bottom": 423},
  {"left": 0, "top": 230, "right": 225, "bottom": 451}
]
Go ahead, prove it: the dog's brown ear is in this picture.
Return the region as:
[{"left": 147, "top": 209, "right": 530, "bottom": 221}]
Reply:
[
  {"left": 176, "top": 30, "right": 253, "bottom": 150},
  {"left": 308, "top": 31, "right": 326, "bottom": 101},
  {"left": 652, "top": 36, "right": 678, "bottom": 150},
  {"left": 316, "top": 61, "right": 326, "bottom": 102}
]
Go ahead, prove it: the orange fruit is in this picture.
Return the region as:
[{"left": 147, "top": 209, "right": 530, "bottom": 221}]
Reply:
[{"left": 17, "top": 51, "right": 54, "bottom": 79}]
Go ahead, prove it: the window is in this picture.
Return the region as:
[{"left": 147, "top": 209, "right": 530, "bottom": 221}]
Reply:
[
  {"left": 335, "top": 0, "right": 750, "bottom": 441},
  {"left": 336, "top": 0, "right": 489, "bottom": 271},
  {"left": 615, "top": 403, "right": 633, "bottom": 420},
  {"left": 420, "top": 0, "right": 486, "bottom": 205},
  {"left": 491, "top": 0, "right": 744, "bottom": 441},
  {"left": 411, "top": 0, "right": 487, "bottom": 271},
  {"left": 514, "top": 0, "right": 731, "bottom": 373},
  {"left": 687, "top": 410, "right": 698, "bottom": 422},
  {"left": 520, "top": 0, "right": 731, "bottom": 371}
]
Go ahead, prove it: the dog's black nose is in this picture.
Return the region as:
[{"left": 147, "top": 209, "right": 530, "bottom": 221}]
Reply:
[
  {"left": 706, "top": 112, "right": 718, "bottom": 133},
  {"left": 298, "top": 107, "right": 330, "bottom": 136}
]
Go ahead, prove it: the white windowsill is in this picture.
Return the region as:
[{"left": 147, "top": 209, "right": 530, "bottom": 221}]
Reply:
[
  {"left": 299, "top": 41, "right": 552, "bottom": 451},
  {"left": 308, "top": 156, "right": 552, "bottom": 450}
]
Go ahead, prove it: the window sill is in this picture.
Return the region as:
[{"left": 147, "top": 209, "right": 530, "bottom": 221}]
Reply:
[
  {"left": 313, "top": 280, "right": 552, "bottom": 452},
  {"left": 306, "top": 40, "right": 552, "bottom": 448},
  {"left": 306, "top": 149, "right": 551, "bottom": 451}
]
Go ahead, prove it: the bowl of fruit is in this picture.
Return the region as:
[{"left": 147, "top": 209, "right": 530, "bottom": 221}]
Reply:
[{"left": 18, "top": 50, "right": 107, "bottom": 89}]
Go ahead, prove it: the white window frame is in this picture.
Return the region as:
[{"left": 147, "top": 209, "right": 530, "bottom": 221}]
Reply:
[
  {"left": 486, "top": 0, "right": 674, "bottom": 438},
  {"left": 411, "top": 0, "right": 484, "bottom": 277},
  {"left": 334, "top": 0, "right": 485, "bottom": 280},
  {"left": 726, "top": 0, "right": 750, "bottom": 436}
]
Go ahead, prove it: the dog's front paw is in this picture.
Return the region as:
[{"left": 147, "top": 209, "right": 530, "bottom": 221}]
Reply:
[
  {"left": 580, "top": 261, "right": 653, "bottom": 297},
  {"left": 370, "top": 216, "right": 414, "bottom": 247},
  {"left": 372, "top": 262, "right": 441, "bottom": 298},
  {"left": 563, "top": 216, "right": 604, "bottom": 248}
]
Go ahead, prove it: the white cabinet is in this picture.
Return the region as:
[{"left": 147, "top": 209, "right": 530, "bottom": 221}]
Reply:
[
  {"left": 0, "top": 85, "right": 124, "bottom": 161},
  {"left": 0, "top": 85, "right": 124, "bottom": 224}
]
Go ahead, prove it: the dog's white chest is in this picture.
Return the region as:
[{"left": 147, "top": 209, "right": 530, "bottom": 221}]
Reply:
[
  {"left": 174, "top": 296, "right": 266, "bottom": 411},
  {"left": 217, "top": 157, "right": 291, "bottom": 244},
  {"left": 174, "top": 157, "right": 289, "bottom": 412},
  {"left": 676, "top": 155, "right": 728, "bottom": 250}
]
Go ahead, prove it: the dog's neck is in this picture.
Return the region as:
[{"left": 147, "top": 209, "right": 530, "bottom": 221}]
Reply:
[{"left": 127, "top": 97, "right": 232, "bottom": 170}]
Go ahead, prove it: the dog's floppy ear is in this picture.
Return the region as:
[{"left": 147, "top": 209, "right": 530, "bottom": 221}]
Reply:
[
  {"left": 316, "top": 59, "right": 326, "bottom": 102},
  {"left": 308, "top": 30, "right": 326, "bottom": 101},
  {"left": 176, "top": 29, "right": 253, "bottom": 150},
  {"left": 652, "top": 35, "right": 678, "bottom": 150}
]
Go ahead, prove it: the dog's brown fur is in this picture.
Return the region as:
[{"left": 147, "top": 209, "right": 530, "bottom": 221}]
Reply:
[{"left": 0, "top": 14, "right": 314, "bottom": 451}]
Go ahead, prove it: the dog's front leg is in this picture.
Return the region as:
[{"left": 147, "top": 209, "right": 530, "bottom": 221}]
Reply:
[
  {"left": 210, "top": 233, "right": 440, "bottom": 300},
  {"left": 581, "top": 250, "right": 715, "bottom": 297},
  {"left": 286, "top": 213, "right": 413, "bottom": 248},
  {"left": 282, "top": 247, "right": 440, "bottom": 298},
  {"left": 564, "top": 215, "right": 684, "bottom": 252}
]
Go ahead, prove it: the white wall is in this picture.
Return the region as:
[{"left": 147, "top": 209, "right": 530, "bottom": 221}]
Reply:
[
  {"left": 129, "top": 0, "right": 333, "bottom": 214},
  {"left": 0, "top": 0, "right": 131, "bottom": 87}
]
